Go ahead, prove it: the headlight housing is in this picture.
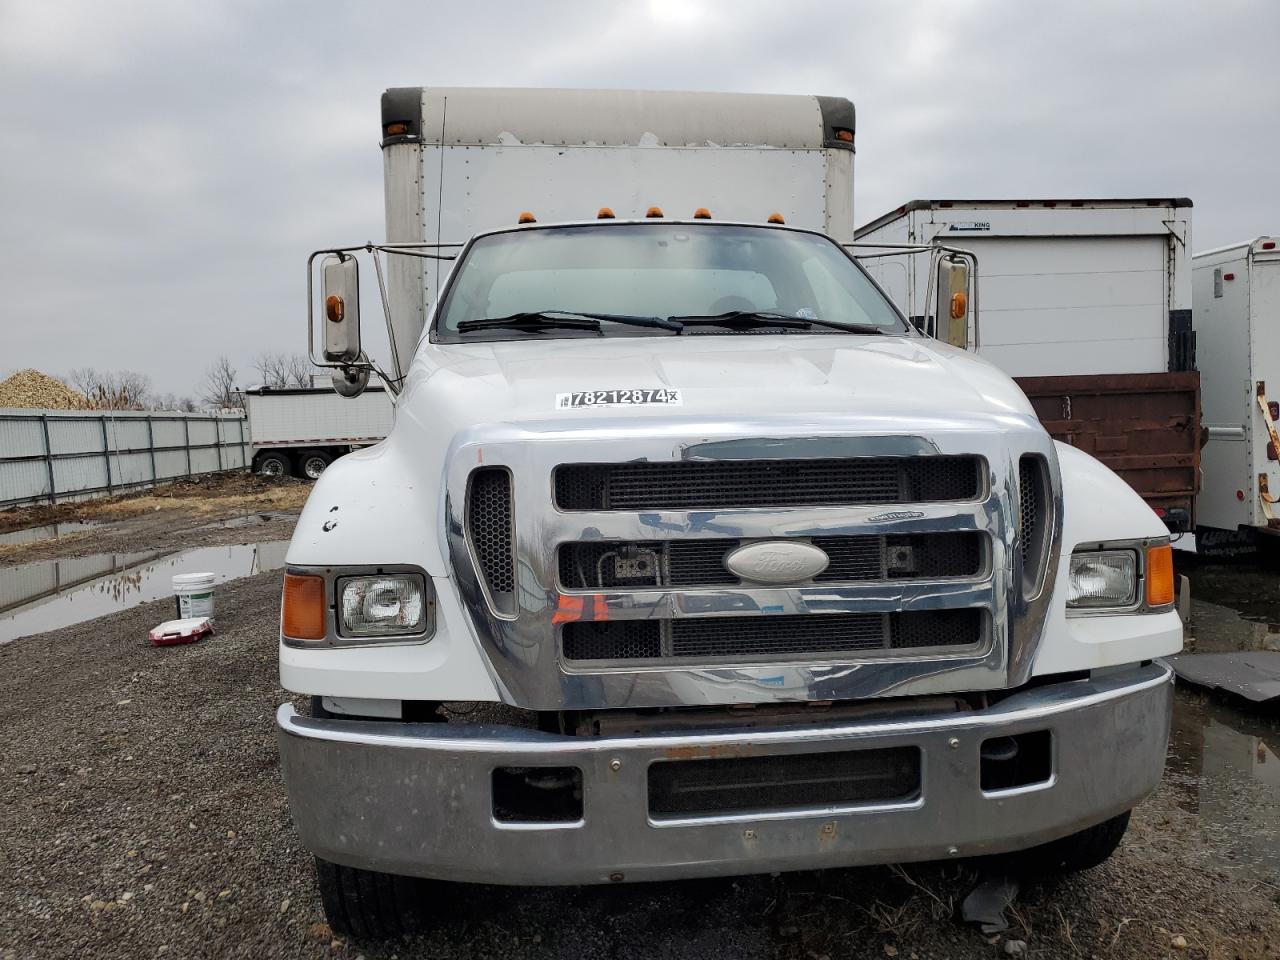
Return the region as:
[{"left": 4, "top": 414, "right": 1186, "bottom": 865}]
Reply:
[
  {"left": 1066, "top": 541, "right": 1175, "bottom": 613},
  {"left": 1067, "top": 550, "right": 1137, "bottom": 608},
  {"left": 338, "top": 574, "right": 432, "bottom": 638}
]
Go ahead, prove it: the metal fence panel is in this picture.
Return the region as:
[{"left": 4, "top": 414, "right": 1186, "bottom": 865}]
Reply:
[
  {"left": 0, "top": 409, "right": 249, "bottom": 507},
  {"left": 0, "top": 417, "right": 45, "bottom": 459}
]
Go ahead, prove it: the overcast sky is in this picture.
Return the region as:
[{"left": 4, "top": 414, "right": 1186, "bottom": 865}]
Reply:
[{"left": 3, "top": 0, "right": 1277, "bottom": 397}]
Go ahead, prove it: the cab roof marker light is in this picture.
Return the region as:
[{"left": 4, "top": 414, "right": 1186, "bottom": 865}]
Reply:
[
  {"left": 692, "top": 208, "right": 712, "bottom": 219},
  {"left": 596, "top": 207, "right": 615, "bottom": 219},
  {"left": 645, "top": 206, "right": 664, "bottom": 218},
  {"left": 517, "top": 211, "right": 536, "bottom": 224},
  {"left": 767, "top": 212, "right": 785, "bottom": 224}
]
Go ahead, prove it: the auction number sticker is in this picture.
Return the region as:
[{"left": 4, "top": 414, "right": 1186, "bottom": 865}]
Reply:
[{"left": 556, "top": 388, "right": 683, "bottom": 409}]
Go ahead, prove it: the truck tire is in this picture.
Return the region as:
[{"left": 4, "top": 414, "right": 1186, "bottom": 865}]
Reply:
[
  {"left": 314, "top": 858, "right": 433, "bottom": 938},
  {"left": 255, "top": 452, "right": 291, "bottom": 479},
  {"left": 299, "top": 450, "right": 332, "bottom": 480},
  {"left": 1011, "top": 810, "right": 1131, "bottom": 877}
]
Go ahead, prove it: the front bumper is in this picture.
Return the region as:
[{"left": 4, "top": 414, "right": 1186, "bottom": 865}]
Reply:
[{"left": 276, "top": 661, "right": 1172, "bottom": 885}]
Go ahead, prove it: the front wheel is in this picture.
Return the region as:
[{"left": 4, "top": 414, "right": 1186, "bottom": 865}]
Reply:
[
  {"left": 1011, "top": 810, "right": 1131, "bottom": 877},
  {"left": 315, "top": 858, "right": 434, "bottom": 939},
  {"left": 299, "top": 450, "right": 332, "bottom": 480}
]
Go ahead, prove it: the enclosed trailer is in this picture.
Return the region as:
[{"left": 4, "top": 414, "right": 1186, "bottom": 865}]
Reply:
[
  {"left": 243, "top": 386, "right": 393, "bottom": 479},
  {"left": 1192, "top": 237, "right": 1280, "bottom": 552},
  {"left": 856, "top": 199, "right": 1199, "bottom": 530}
]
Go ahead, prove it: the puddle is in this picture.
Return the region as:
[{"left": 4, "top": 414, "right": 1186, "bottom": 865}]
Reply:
[
  {"left": 0, "top": 540, "right": 289, "bottom": 644},
  {"left": 0, "top": 520, "right": 100, "bottom": 548},
  {"left": 1168, "top": 689, "right": 1280, "bottom": 876}
]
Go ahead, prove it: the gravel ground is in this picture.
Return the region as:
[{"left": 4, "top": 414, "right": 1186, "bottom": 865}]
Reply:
[{"left": 1, "top": 507, "right": 1279, "bottom": 959}]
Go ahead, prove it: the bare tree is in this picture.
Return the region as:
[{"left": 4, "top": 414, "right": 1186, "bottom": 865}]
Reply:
[
  {"left": 67, "top": 367, "right": 152, "bottom": 409},
  {"left": 200, "top": 355, "right": 242, "bottom": 410},
  {"left": 254, "top": 352, "right": 313, "bottom": 389},
  {"left": 282, "top": 353, "right": 313, "bottom": 388}
]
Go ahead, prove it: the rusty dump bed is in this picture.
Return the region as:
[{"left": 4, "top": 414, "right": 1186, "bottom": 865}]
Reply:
[{"left": 1014, "top": 372, "right": 1201, "bottom": 531}]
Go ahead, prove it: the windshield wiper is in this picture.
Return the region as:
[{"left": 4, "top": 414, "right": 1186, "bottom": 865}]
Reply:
[
  {"left": 457, "top": 310, "right": 682, "bottom": 334},
  {"left": 668, "top": 310, "right": 887, "bottom": 335}
]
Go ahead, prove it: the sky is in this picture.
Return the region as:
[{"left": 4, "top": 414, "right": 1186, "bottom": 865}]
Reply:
[{"left": 2, "top": 0, "right": 1278, "bottom": 398}]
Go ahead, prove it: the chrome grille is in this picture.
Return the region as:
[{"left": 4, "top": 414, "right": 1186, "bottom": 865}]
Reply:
[
  {"left": 562, "top": 609, "right": 983, "bottom": 662},
  {"left": 557, "top": 533, "right": 983, "bottom": 590},
  {"left": 466, "top": 467, "right": 515, "bottom": 614},
  {"left": 555, "top": 457, "right": 982, "bottom": 510}
]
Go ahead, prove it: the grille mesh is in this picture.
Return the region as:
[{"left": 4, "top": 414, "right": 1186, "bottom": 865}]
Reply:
[
  {"left": 562, "top": 609, "right": 983, "bottom": 662},
  {"left": 467, "top": 468, "right": 515, "bottom": 611},
  {"left": 649, "top": 746, "right": 921, "bottom": 818},
  {"left": 557, "top": 533, "right": 983, "bottom": 590},
  {"left": 1019, "top": 457, "right": 1040, "bottom": 567},
  {"left": 555, "top": 457, "right": 982, "bottom": 511}
]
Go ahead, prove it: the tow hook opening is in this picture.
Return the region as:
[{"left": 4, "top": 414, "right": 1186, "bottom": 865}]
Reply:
[
  {"left": 980, "top": 730, "right": 1052, "bottom": 792},
  {"left": 493, "top": 766, "right": 584, "bottom": 824}
]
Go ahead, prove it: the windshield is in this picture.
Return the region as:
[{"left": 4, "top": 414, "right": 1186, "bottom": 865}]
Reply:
[{"left": 434, "top": 223, "right": 907, "bottom": 340}]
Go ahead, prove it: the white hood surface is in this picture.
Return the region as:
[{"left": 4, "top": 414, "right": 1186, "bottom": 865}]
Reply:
[{"left": 401, "top": 334, "right": 1037, "bottom": 431}]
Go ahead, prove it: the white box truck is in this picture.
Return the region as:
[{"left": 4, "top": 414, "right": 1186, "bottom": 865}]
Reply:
[
  {"left": 1192, "top": 236, "right": 1280, "bottom": 556},
  {"left": 242, "top": 386, "right": 394, "bottom": 479},
  {"left": 856, "top": 199, "right": 1200, "bottom": 531},
  {"left": 275, "top": 88, "right": 1180, "bottom": 937}
]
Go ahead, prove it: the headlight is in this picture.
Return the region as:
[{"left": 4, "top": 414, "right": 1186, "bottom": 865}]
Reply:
[
  {"left": 338, "top": 574, "right": 431, "bottom": 637},
  {"left": 1067, "top": 550, "right": 1137, "bottom": 609}
]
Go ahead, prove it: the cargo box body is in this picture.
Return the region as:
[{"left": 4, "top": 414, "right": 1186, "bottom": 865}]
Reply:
[
  {"left": 1193, "top": 237, "right": 1280, "bottom": 545},
  {"left": 856, "top": 199, "right": 1198, "bottom": 530}
]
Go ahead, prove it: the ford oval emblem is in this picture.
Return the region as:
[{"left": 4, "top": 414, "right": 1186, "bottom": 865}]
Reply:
[{"left": 724, "top": 541, "right": 829, "bottom": 585}]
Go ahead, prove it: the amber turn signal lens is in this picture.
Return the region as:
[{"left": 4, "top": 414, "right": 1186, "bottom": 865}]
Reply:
[
  {"left": 282, "top": 573, "right": 327, "bottom": 640},
  {"left": 325, "top": 295, "right": 344, "bottom": 323},
  {"left": 1145, "top": 545, "right": 1174, "bottom": 607},
  {"left": 950, "top": 291, "right": 967, "bottom": 320}
]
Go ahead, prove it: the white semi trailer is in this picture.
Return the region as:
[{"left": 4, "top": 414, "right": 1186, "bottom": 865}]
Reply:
[
  {"left": 275, "top": 88, "right": 1180, "bottom": 937},
  {"left": 856, "top": 199, "right": 1200, "bottom": 531},
  {"left": 242, "top": 386, "right": 393, "bottom": 479},
  {"left": 1193, "top": 237, "right": 1280, "bottom": 555}
]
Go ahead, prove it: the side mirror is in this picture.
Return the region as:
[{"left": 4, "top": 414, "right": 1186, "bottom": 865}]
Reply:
[
  {"left": 935, "top": 257, "right": 970, "bottom": 349},
  {"left": 322, "top": 254, "right": 361, "bottom": 362}
]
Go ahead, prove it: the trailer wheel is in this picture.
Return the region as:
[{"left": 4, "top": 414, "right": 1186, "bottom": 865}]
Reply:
[
  {"left": 315, "top": 858, "right": 433, "bottom": 938},
  {"left": 1011, "top": 810, "right": 1131, "bottom": 877},
  {"left": 299, "top": 450, "right": 332, "bottom": 480},
  {"left": 255, "top": 452, "right": 291, "bottom": 479}
]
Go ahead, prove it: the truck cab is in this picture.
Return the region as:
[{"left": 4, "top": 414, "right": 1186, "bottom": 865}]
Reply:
[{"left": 275, "top": 89, "right": 1181, "bottom": 937}]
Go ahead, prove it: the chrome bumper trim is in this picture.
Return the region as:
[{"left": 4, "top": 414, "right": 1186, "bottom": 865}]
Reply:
[{"left": 277, "top": 661, "right": 1170, "bottom": 885}]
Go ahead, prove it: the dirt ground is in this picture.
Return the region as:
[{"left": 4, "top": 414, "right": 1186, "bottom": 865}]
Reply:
[
  {"left": 0, "top": 473, "right": 309, "bottom": 565},
  {"left": 1, "top": 488, "right": 1278, "bottom": 960}
]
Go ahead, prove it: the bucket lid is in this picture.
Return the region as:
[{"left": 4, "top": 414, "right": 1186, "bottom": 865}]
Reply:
[{"left": 173, "top": 571, "right": 217, "bottom": 588}]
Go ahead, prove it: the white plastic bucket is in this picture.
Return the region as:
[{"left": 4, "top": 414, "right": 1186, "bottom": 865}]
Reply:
[{"left": 173, "top": 572, "right": 217, "bottom": 619}]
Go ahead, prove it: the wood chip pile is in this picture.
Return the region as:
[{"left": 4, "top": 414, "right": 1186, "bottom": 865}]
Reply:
[{"left": 0, "top": 369, "right": 91, "bottom": 410}]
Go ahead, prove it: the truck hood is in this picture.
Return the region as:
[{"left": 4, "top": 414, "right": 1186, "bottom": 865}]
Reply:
[{"left": 401, "top": 334, "right": 1037, "bottom": 430}]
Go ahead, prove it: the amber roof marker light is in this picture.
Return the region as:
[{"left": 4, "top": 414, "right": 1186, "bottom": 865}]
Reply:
[
  {"left": 517, "top": 211, "right": 537, "bottom": 224},
  {"left": 767, "top": 212, "right": 785, "bottom": 224},
  {"left": 693, "top": 208, "right": 712, "bottom": 219},
  {"left": 645, "top": 206, "right": 664, "bottom": 218},
  {"left": 596, "top": 207, "right": 615, "bottom": 219}
]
